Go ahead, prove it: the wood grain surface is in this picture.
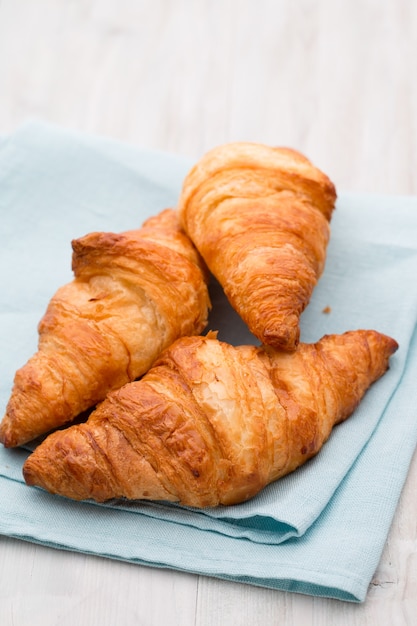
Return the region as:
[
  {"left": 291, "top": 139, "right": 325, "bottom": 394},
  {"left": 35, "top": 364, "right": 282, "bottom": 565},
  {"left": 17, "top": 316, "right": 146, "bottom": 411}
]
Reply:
[{"left": 0, "top": 1, "right": 416, "bottom": 624}]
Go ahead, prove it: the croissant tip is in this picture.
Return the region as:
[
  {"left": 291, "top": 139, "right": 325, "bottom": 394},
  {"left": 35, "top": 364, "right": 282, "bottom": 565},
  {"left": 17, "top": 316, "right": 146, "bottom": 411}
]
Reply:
[
  {"left": 366, "top": 329, "right": 399, "bottom": 356},
  {"left": 0, "top": 408, "right": 34, "bottom": 448},
  {"left": 0, "top": 426, "right": 15, "bottom": 448},
  {"left": 22, "top": 461, "right": 35, "bottom": 486},
  {"left": 23, "top": 457, "right": 52, "bottom": 493},
  {"left": 389, "top": 337, "right": 399, "bottom": 355},
  {"left": 261, "top": 328, "right": 299, "bottom": 352}
]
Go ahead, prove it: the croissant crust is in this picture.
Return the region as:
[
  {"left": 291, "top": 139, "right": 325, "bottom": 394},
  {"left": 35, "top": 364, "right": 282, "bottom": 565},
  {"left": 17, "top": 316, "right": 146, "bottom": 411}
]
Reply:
[
  {"left": 0, "top": 209, "right": 210, "bottom": 448},
  {"left": 23, "top": 330, "right": 398, "bottom": 507},
  {"left": 178, "top": 143, "right": 337, "bottom": 351}
]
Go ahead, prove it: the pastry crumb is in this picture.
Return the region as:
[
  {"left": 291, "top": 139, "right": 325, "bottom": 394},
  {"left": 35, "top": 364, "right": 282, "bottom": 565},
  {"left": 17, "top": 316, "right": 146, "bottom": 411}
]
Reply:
[{"left": 322, "top": 305, "right": 331, "bottom": 314}]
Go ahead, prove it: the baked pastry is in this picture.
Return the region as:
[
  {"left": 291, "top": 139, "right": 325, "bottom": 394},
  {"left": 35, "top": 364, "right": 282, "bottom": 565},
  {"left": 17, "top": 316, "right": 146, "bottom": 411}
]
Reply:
[
  {"left": 0, "top": 209, "right": 210, "bottom": 448},
  {"left": 23, "top": 330, "right": 398, "bottom": 507},
  {"left": 178, "top": 142, "right": 337, "bottom": 351}
]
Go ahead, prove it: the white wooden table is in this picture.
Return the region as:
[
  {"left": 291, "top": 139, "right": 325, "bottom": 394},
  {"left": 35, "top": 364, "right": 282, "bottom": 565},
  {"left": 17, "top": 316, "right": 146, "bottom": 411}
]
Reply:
[{"left": 0, "top": 1, "right": 416, "bottom": 624}]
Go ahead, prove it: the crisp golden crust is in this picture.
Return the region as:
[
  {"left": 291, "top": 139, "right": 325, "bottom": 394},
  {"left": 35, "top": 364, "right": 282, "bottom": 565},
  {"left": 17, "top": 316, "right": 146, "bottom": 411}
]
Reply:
[
  {"left": 23, "top": 330, "right": 398, "bottom": 507},
  {"left": 178, "top": 142, "right": 337, "bottom": 351},
  {"left": 0, "top": 209, "right": 210, "bottom": 448}
]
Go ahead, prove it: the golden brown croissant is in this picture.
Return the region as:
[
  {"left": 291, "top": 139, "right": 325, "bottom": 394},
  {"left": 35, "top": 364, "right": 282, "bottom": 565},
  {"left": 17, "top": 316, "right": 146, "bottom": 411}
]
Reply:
[
  {"left": 0, "top": 209, "right": 210, "bottom": 448},
  {"left": 178, "top": 142, "right": 337, "bottom": 351},
  {"left": 23, "top": 330, "right": 398, "bottom": 507}
]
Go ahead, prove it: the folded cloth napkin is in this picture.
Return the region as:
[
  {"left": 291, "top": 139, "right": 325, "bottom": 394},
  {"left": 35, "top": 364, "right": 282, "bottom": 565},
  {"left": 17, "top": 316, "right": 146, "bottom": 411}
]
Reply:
[{"left": 1, "top": 121, "right": 417, "bottom": 602}]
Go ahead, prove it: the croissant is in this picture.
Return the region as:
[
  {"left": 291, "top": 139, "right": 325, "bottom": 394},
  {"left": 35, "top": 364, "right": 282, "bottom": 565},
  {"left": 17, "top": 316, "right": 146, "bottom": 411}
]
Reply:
[
  {"left": 0, "top": 209, "right": 210, "bottom": 448},
  {"left": 178, "top": 142, "right": 337, "bottom": 351},
  {"left": 23, "top": 330, "right": 398, "bottom": 507}
]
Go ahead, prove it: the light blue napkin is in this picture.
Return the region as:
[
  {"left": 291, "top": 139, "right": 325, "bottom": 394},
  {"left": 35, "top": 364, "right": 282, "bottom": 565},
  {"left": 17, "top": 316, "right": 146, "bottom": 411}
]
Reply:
[{"left": 1, "top": 121, "right": 417, "bottom": 602}]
